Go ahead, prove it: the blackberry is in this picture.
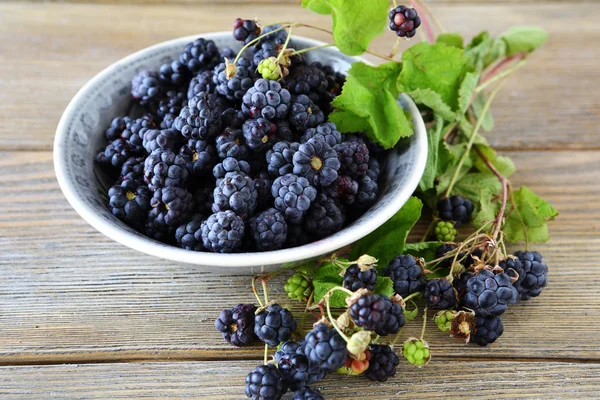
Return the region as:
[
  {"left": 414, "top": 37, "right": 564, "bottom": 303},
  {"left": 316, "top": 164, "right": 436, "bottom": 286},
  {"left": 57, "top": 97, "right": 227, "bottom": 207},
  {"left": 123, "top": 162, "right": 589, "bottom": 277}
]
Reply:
[
  {"left": 274, "top": 342, "right": 311, "bottom": 391},
  {"left": 245, "top": 364, "right": 285, "bottom": 400},
  {"left": 253, "top": 170, "right": 273, "bottom": 211},
  {"left": 243, "top": 118, "right": 278, "bottom": 152},
  {"left": 122, "top": 115, "right": 159, "bottom": 153},
  {"left": 437, "top": 195, "right": 474, "bottom": 226},
  {"left": 293, "top": 136, "right": 340, "bottom": 187},
  {"left": 108, "top": 181, "right": 151, "bottom": 228},
  {"left": 284, "top": 64, "right": 328, "bottom": 104},
  {"left": 323, "top": 175, "right": 358, "bottom": 205},
  {"left": 200, "top": 210, "right": 245, "bottom": 253},
  {"left": 96, "top": 139, "right": 133, "bottom": 169},
  {"left": 215, "top": 303, "right": 257, "bottom": 347},
  {"left": 389, "top": 6, "right": 422, "bottom": 38},
  {"left": 252, "top": 41, "right": 280, "bottom": 69},
  {"left": 148, "top": 186, "right": 194, "bottom": 230},
  {"left": 233, "top": 18, "right": 261, "bottom": 45},
  {"left": 221, "top": 107, "right": 247, "bottom": 129},
  {"left": 454, "top": 271, "right": 475, "bottom": 302},
  {"left": 383, "top": 255, "right": 426, "bottom": 298},
  {"left": 503, "top": 251, "right": 549, "bottom": 300},
  {"left": 254, "top": 303, "right": 297, "bottom": 347},
  {"left": 365, "top": 345, "right": 399, "bottom": 382},
  {"left": 160, "top": 113, "right": 177, "bottom": 129},
  {"left": 131, "top": 70, "right": 164, "bottom": 108},
  {"left": 105, "top": 116, "right": 133, "bottom": 141},
  {"left": 470, "top": 315, "right": 504, "bottom": 346},
  {"left": 192, "top": 184, "right": 214, "bottom": 215},
  {"left": 213, "top": 157, "right": 251, "bottom": 180},
  {"left": 175, "top": 91, "right": 226, "bottom": 140},
  {"left": 243, "top": 79, "right": 291, "bottom": 120},
  {"left": 213, "top": 58, "right": 257, "bottom": 103},
  {"left": 249, "top": 208, "right": 287, "bottom": 251},
  {"left": 174, "top": 214, "right": 204, "bottom": 251},
  {"left": 303, "top": 193, "right": 344, "bottom": 239},
  {"left": 179, "top": 37, "right": 220, "bottom": 74},
  {"left": 144, "top": 148, "right": 189, "bottom": 191},
  {"left": 343, "top": 263, "right": 377, "bottom": 292},
  {"left": 157, "top": 89, "right": 187, "bottom": 119},
  {"left": 260, "top": 24, "right": 289, "bottom": 46},
  {"left": 284, "top": 273, "right": 311, "bottom": 301},
  {"left": 187, "top": 70, "right": 215, "bottom": 99},
  {"left": 366, "top": 158, "right": 380, "bottom": 182},
  {"left": 275, "top": 120, "right": 294, "bottom": 142},
  {"left": 144, "top": 221, "right": 175, "bottom": 244},
  {"left": 304, "top": 323, "right": 348, "bottom": 371},
  {"left": 424, "top": 278, "right": 457, "bottom": 310},
  {"left": 179, "top": 138, "right": 217, "bottom": 177},
  {"left": 120, "top": 156, "right": 145, "bottom": 179},
  {"left": 349, "top": 293, "right": 405, "bottom": 336},
  {"left": 289, "top": 95, "right": 325, "bottom": 132},
  {"left": 285, "top": 224, "right": 311, "bottom": 248},
  {"left": 266, "top": 141, "right": 300, "bottom": 177},
  {"left": 272, "top": 173, "right": 318, "bottom": 224},
  {"left": 220, "top": 47, "right": 237, "bottom": 60},
  {"left": 314, "top": 62, "right": 346, "bottom": 98},
  {"left": 291, "top": 388, "right": 324, "bottom": 400},
  {"left": 463, "top": 270, "right": 518, "bottom": 316},
  {"left": 142, "top": 128, "right": 181, "bottom": 153},
  {"left": 335, "top": 141, "right": 370, "bottom": 180},
  {"left": 159, "top": 60, "right": 190, "bottom": 87},
  {"left": 212, "top": 172, "right": 257, "bottom": 217},
  {"left": 356, "top": 175, "right": 378, "bottom": 209},
  {"left": 346, "top": 133, "right": 385, "bottom": 156},
  {"left": 216, "top": 127, "right": 249, "bottom": 160},
  {"left": 300, "top": 122, "right": 342, "bottom": 148}
]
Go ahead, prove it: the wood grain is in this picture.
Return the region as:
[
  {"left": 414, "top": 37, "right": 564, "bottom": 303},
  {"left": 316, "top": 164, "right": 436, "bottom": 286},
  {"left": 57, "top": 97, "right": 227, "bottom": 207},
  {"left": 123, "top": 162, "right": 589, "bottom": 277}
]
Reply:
[
  {"left": 0, "top": 2, "right": 598, "bottom": 151},
  {"left": 1, "top": 361, "right": 600, "bottom": 399},
  {"left": 1, "top": 150, "right": 599, "bottom": 364}
]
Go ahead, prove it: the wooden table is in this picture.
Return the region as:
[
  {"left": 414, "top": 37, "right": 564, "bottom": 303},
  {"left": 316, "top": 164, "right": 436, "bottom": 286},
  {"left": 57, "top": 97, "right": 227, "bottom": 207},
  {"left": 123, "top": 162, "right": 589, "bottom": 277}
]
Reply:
[{"left": 1, "top": 1, "right": 599, "bottom": 398}]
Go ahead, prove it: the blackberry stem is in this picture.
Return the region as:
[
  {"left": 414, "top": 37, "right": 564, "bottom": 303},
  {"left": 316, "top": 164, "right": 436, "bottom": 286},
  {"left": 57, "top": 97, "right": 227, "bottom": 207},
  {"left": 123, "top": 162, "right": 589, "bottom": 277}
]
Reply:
[
  {"left": 389, "top": 327, "right": 404, "bottom": 348},
  {"left": 420, "top": 306, "right": 428, "bottom": 341},
  {"left": 261, "top": 278, "right": 270, "bottom": 304},
  {"left": 409, "top": 0, "right": 434, "bottom": 44},
  {"left": 276, "top": 26, "right": 293, "bottom": 63},
  {"left": 233, "top": 24, "right": 291, "bottom": 65},
  {"left": 414, "top": 0, "right": 447, "bottom": 33},
  {"left": 402, "top": 292, "right": 421, "bottom": 303},
  {"left": 325, "top": 295, "right": 351, "bottom": 343},
  {"left": 252, "top": 277, "right": 265, "bottom": 308},
  {"left": 289, "top": 44, "right": 335, "bottom": 56},
  {"left": 476, "top": 58, "right": 527, "bottom": 94},
  {"left": 420, "top": 219, "right": 436, "bottom": 242},
  {"left": 264, "top": 343, "right": 269, "bottom": 364},
  {"left": 389, "top": 37, "right": 402, "bottom": 59}
]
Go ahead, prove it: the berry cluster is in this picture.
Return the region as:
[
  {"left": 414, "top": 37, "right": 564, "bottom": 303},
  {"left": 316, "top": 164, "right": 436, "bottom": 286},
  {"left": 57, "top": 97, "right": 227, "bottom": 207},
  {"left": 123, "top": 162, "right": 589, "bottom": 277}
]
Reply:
[{"left": 96, "top": 23, "right": 386, "bottom": 254}]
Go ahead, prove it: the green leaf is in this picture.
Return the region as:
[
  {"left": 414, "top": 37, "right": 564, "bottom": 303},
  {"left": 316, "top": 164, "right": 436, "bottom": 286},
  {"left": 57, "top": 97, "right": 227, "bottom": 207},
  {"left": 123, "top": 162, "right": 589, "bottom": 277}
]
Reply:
[
  {"left": 330, "top": 62, "right": 412, "bottom": 149},
  {"left": 436, "top": 33, "right": 464, "bottom": 49},
  {"left": 457, "top": 71, "right": 480, "bottom": 116},
  {"left": 408, "top": 89, "right": 455, "bottom": 122},
  {"left": 314, "top": 261, "right": 343, "bottom": 283},
  {"left": 452, "top": 172, "right": 502, "bottom": 201},
  {"left": 436, "top": 145, "right": 473, "bottom": 196},
  {"left": 313, "top": 281, "right": 349, "bottom": 307},
  {"left": 398, "top": 42, "right": 473, "bottom": 110},
  {"left": 472, "top": 145, "right": 516, "bottom": 177},
  {"left": 312, "top": 261, "right": 347, "bottom": 306},
  {"left": 301, "top": 0, "right": 332, "bottom": 15},
  {"left": 504, "top": 186, "right": 558, "bottom": 243},
  {"left": 465, "top": 32, "right": 506, "bottom": 71},
  {"left": 373, "top": 276, "right": 394, "bottom": 297},
  {"left": 350, "top": 197, "right": 423, "bottom": 269},
  {"left": 500, "top": 26, "right": 548, "bottom": 56},
  {"left": 471, "top": 93, "right": 495, "bottom": 132},
  {"left": 404, "top": 241, "right": 443, "bottom": 262},
  {"left": 419, "top": 115, "right": 449, "bottom": 192},
  {"left": 404, "top": 301, "right": 419, "bottom": 321},
  {"left": 472, "top": 187, "right": 500, "bottom": 230}
]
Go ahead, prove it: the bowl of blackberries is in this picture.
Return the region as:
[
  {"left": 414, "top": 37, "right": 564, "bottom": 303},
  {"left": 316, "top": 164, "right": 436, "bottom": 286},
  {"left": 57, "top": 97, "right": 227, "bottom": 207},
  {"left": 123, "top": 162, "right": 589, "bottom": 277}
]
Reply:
[{"left": 54, "top": 23, "right": 427, "bottom": 270}]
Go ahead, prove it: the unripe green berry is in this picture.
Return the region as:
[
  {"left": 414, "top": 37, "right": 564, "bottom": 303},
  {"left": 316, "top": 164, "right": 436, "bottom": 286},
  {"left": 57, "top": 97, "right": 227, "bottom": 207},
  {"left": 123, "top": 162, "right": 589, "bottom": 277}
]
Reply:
[
  {"left": 402, "top": 338, "right": 431, "bottom": 367},
  {"left": 284, "top": 272, "right": 311, "bottom": 301},
  {"left": 434, "top": 310, "right": 456, "bottom": 333},
  {"left": 257, "top": 57, "right": 282, "bottom": 80},
  {"left": 435, "top": 221, "right": 457, "bottom": 242}
]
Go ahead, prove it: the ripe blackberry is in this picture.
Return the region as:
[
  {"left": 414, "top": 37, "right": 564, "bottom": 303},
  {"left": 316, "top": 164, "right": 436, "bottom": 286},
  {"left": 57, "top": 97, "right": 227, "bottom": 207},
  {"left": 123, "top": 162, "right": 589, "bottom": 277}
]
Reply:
[
  {"left": 389, "top": 6, "right": 422, "bottom": 38},
  {"left": 293, "top": 136, "right": 340, "bottom": 187},
  {"left": 243, "top": 79, "right": 291, "bottom": 120},
  {"left": 148, "top": 186, "right": 194, "bottom": 230},
  {"left": 303, "top": 193, "right": 344, "bottom": 239},
  {"left": 174, "top": 214, "right": 204, "bottom": 251},
  {"left": 454, "top": 271, "right": 475, "bottom": 302},
  {"left": 233, "top": 18, "right": 261, "bottom": 45},
  {"left": 273, "top": 120, "right": 293, "bottom": 141},
  {"left": 200, "top": 210, "right": 245, "bottom": 253},
  {"left": 243, "top": 118, "right": 278, "bottom": 152},
  {"left": 292, "top": 388, "right": 324, "bottom": 400},
  {"left": 356, "top": 175, "right": 378, "bottom": 209},
  {"left": 470, "top": 315, "right": 504, "bottom": 346},
  {"left": 120, "top": 156, "right": 145, "bottom": 179},
  {"left": 212, "top": 171, "right": 257, "bottom": 217},
  {"left": 221, "top": 107, "right": 247, "bottom": 129},
  {"left": 503, "top": 251, "right": 549, "bottom": 300},
  {"left": 179, "top": 37, "right": 220, "bottom": 74},
  {"left": 424, "top": 278, "right": 457, "bottom": 310},
  {"left": 187, "top": 70, "right": 215, "bottom": 99},
  {"left": 157, "top": 89, "right": 187, "bottom": 119},
  {"left": 284, "top": 64, "right": 328, "bottom": 104},
  {"left": 96, "top": 139, "right": 133, "bottom": 169},
  {"left": 215, "top": 303, "right": 257, "bottom": 347},
  {"left": 131, "top": 70, "right": 164, "bottom": 108},
  {"left": 220, "top": 47, "right": 237, "bottom": 60},
  {"left": 285, "top": 223, "right": 312, "bottom": 248},
  {"left": 260, "top": 24, "right": 289, "bottom": 46},
  {"left": 383, "top": 255, "right": 426, "bottom": 298},
  {"left": 272, "top": 173, "right": 318, "bottom": 224},
  {"left": 249, "top": 208, "right": 287, "bottom": 251},
  {"left": 122, "top": 115, "right": 159, "bottom": 153},
  {"left": 179, "top": 138, "right": 217, "bottom": 177},
  {"left": 314, "top": 62, "right": 346, "bottom": 98},
  {"left": 213, "top": 58, "right": 257, "bottom": 103},
  {"left": 216, "top": 127, "right": 249, "bottom": 160},
  {"left": 365, "top": 345, "right": 399, "bottom": 382},
  {"left": 335, "top": 141, "right": 370, "bottom": 180},
  {"left": 437, "top": 195, "right": 474, "bottom": 226},
  {"left": 253, "top": 170, "right": 273, "bottom": 211},
  {"left": 323, "top": 175, "right": 359, "bottom": 205},
  {"left": 142, "top": 128, "right": 181, "bottom": 153},
  {"left": 108, "top": 181, "right": 151, "bottom": 228},
  {"left": 266, "top": 141, "right": 299, "bottom": 177},
  {"left": 300, "top": 122, "right": 342, "bottom": 148},
  {"left": 304, "top": 323, "right": 348, "bottom": 371},
  {"left": 343, "top": 263, "right": 377, "bottom": 292},
  {"left": 252, "top": 40, "right": 280, "bottom": 68},
  {"left": 160, "top": 113, "right": 176, "bottom": 129},
  {"left": 144, "top": 148, "right": 189, "bottom": 191},
  {"left": 289, "top": 95, "right": 325, "bottom": 132},
  {"left": 245, "top": 364, "right": 285, "bottom": 400},
  {"left": 159, "top": 60, "right": 190, "bottom": 87},
  {"left": 213, "top": 157, "right": 251, "bottom": 181},
  {"left": 349, "top": 293, "right": 405, "bottom": 336},
  {"left": 274, "top": 342, "right": 310, "bottom": 390},
  {"left": 464, "top": 270, "right": 519, "bottom": 316},
  {"left": 346, "top": 133, "right": 386, "bottom": 156},
  {"left": 105, "top": 116, "right": 134, "bottom": 141},
  {"left": 174, "top": 91, "right": 226, "bottom": 140},
  {"left": 254, "top": 303, "right": 297, "bottom": 347},
  {"left": 366, "top": 158, "right": 380, "bottom": 182}
]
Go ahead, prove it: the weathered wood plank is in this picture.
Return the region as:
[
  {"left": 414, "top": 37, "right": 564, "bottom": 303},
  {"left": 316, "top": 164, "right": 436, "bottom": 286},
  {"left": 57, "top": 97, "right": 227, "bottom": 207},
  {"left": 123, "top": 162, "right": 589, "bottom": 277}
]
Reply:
[
  {"left": 0, "top": 2, "right": 598, "bottom": 151},
  {"left": 1, "top": 361, "right": 600, "bottom": 399},
  {"left": 1, "top": 150, "right": 599, "bottom": 363}
]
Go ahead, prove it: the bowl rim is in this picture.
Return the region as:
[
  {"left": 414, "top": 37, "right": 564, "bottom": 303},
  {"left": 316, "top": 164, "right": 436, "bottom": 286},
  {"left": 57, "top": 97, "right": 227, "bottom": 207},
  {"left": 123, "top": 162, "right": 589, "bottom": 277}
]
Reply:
[{"left": 54, "top": 32, "right": 427, "bottom": 268}]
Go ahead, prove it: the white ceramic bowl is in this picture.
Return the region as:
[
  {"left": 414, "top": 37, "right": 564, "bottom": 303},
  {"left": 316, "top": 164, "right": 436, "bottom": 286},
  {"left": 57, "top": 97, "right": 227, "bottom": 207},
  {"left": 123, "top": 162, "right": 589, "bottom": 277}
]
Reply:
[{"left": 54, "top": 32, "right": 427, "bottom": 272}]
